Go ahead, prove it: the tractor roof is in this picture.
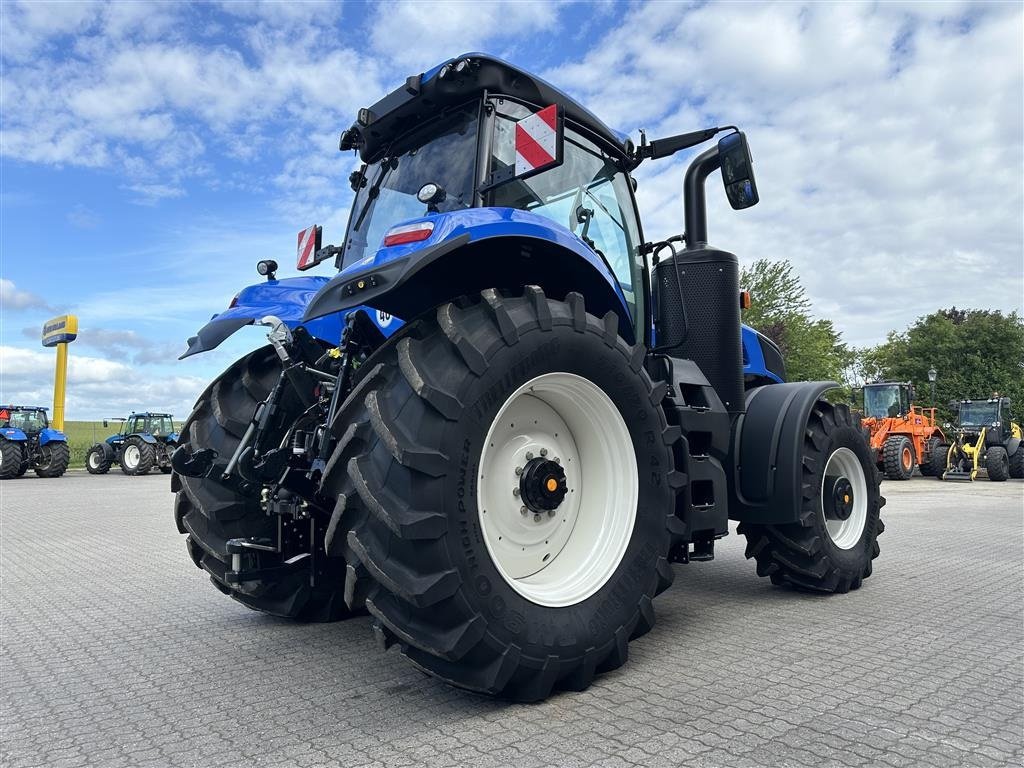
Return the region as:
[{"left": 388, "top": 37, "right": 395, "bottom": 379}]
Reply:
[
  {"left": 130, "top": 412, "right": 173, "bottom": 417},
  {"left": 348, "top": 53, "right": 631, "bottom": 164},
  {"left": 0, "top": 405, "right": 47, "bottom": 411}
]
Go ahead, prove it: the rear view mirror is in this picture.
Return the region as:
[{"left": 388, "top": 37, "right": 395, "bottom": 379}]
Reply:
[{"left": 718, "top": 131, "right": 759, "bottom": 210}]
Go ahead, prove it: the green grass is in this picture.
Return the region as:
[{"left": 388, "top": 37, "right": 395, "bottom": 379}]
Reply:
[{"left": 59, "top": 421, "right": 112, "bottom": 468}]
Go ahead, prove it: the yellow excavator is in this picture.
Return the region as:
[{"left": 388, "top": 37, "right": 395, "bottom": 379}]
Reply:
[{"left": 938, "top": 397, "right": 1024, "bottom": 481}]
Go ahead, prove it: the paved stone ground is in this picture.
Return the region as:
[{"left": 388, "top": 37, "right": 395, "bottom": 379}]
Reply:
[{"left": 1, "top": 473, "right": 1022, "bottom": 768}]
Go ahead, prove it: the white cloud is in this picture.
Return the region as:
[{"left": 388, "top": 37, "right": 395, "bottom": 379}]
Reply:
[
  {"left": 0, "top": 279, "right": 53, "bottom": 312},
  {"left": 367, "top": 0, "right": 559, "bottom": 71},
  {"left": 66, "top": 204, "right": 100, "bottom": 229},
  {"left": 549, "top": 2, "right": 1024, "bottom": 345},
  {"left": 0, "top": 345, "right": 205, "bottom": 419}
]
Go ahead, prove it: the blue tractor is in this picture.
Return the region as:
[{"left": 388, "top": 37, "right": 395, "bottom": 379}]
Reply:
[
  {"left": 173, "top": 54, "right": 884, "bottom": 701},
  {"left": 0, "top": 405, "right": 70, "bottom": 479},
  {"left": 87, "top": 413, "right": 178, "bottom": 475}
]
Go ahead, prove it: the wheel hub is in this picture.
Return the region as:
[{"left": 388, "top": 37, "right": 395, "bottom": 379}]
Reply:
[
  {"left": 520, "top": 456, "right": 567, "bottom": 513},
  {"left": 825, "top": 476, "right": 854, "bottom": 521}
]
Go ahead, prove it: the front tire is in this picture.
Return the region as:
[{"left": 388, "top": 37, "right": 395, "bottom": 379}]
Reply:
[
  {"left": 882, "top": 434, "right": 915, "bottom": 480},
  {"left": 120, "top": 437, "right": 155, "bottom": 475},
  {"left": 173, "top": 346, "right": 352, "bottom": 621},
  {"left": 324, "top": 290, "right": 683, "bottom": 701},
  {"left": 928, "top": 442, "right": 949, "bottom": 479},
  {"left": 86, "top": 445, "right": 111, "bottom": 474},
  {"left": 1009, "top": 446, "right": 1024, "bottom": 479},
  {"left": 0, "top": 439, "right": 23, "bottom": 480},
  {"left": 34, "top": 442, "right": 70, "bottom": 477},
  {"left": 986, "top": 447, "right": 1009, "bottom": 482},
  {"left": 739, "top": 401, "right": 884, "bottom": 593}
]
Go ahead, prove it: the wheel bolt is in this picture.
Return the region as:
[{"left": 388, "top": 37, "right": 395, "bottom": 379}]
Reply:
[
  {"left": 553, "top": 457, "right": 561, "bottom": 464},
  {"left": 526, "top": 452, "right": 534, "bottom": 460},
  {"left": 548, "top": 509, "right": 556, "bottom": 517},
  {"left": 533, "top": 513, "right": 542, "bottom": 522},
  {"left": 515, "top": 466, "right": 523, "bottom": 476},
  {"left": 520, "top": 506, "right": 528, "bottom": 515},
  {"left": 512, "top": 488, "right": 520, "bottom": 497}
]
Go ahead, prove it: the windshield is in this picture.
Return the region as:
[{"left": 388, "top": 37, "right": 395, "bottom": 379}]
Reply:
[
  {"left": 863, "top": 385, "right": 904, "bottom": 419},
  {"left": 4, "top": 409, "right": 48, "bottom": 432},
  {"left": 957, "top": 401, "right": 998, "bottom": 427},
  {"left": 341, "top": 102, "right": 480, "bottom": 269}
]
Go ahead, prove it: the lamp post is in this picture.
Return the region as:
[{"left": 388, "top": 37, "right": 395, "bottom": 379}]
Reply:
[{"left": 927, "top": 367, "right": 937, "bottom": 408}]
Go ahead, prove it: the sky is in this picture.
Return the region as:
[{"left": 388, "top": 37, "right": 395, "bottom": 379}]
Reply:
[{"left": 1, "top": 0, "right": 1022, "bottom": 421}]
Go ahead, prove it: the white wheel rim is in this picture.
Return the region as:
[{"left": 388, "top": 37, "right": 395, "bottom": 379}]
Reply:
[
  {"left": 477, "top": 372, "right": 638, "bottom": 608},
  {"left": 88, "top": 452, "right": 100, "bottom": 469},
  {"left": 124, "top": 445, "right": 140, "bottom": 468},
  {"left": 821, "top": 447, "right": 868, "bottom": 549}
]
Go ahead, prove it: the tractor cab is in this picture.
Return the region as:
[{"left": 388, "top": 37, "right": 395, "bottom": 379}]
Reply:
[
  {"left": 2, "top": 406, "right": 49, "bottom": 436},
  {"left": 863, "top": 382, "right": 913, "bottom": 420},
  {"left": 952, "top": 398, "right": 1012, "bottom": 442}
]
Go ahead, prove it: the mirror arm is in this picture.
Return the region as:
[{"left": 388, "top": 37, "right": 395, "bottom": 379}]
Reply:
[{"left": 683, "top": 145, "right": 721, "bottom": 249}]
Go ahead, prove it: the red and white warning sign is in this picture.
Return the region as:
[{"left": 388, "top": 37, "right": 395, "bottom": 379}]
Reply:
[
  {"left": 515, "top": 104, "right": 561, "bottom": 177},
  {"left": 296, "top": 224, "right": 322, "bottom": 270}
]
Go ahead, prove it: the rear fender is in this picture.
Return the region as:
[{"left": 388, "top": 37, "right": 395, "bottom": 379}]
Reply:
[
  {"left": 38, "top": 428, "right": 66, "bottom": 445},
  {"left": 1, "top": 428, "right": 27, "bottom": 442},
  {"left": 728, "top": 381, "right": 837, "bottom": 524},
  {"left": 180, "top": 276, "right": 397, "bottom": 358},
  {"left": 134, "top": 433, "right": 158, "bottom": 445},
  {"left": 303, "top": 208, "right": 636, "bottom": 343}
]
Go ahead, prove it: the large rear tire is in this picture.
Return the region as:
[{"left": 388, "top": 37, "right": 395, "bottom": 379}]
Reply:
[
  {"left": 882, "top": 434, "right": 915, "bottom": 480},
  {"left": 0, "top": 439, "right": 23, "bottom": 480},
  {"left": 173, "top": 346, "right": 352, "bottom": 621},
  {"left": 739, "top": 401, "right": 885, "bottom": 593},
  {"left": 34, "top": 442, "right": 70, "bottom": 477},
  {"left": 986, "top": 447, "right": 1009, "bottom": 482},
  {"left": 323, "top": 289, "right": 683, "bottom": 701},
  {"left": 120, "top": 436, "right": 155, "bottom": 475}
]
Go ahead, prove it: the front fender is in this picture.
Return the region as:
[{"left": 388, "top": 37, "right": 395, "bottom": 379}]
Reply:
[
  {"left": 180, "top": 276, "right": 397, "bottom": 358},
  {"left": 303, "top": 208, "right": 635, "bottom": 342},
  {"left": 91, "top": 442, "right": 116, "bottom": 461},
  {"left": 38, "top": 428, "right": 66, "bottom": 445},
  {"left": 728, "top": 381, "right": 837, "bottom": 524},
  {"left": 1, "top": 428, "right": 27, "bottom": 442}
]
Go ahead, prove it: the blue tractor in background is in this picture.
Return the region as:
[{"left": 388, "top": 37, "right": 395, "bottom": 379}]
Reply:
[
  {"left": 172, "top": 54, "right": 884, "bottom": 701},
  {"left": 0, "top": 405, "right": 70, "bottom": 479},
  {"left": 87, "top": 413, "right": 178, "bottom": 476}
]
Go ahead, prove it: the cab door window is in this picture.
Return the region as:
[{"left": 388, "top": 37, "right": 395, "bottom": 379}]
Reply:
[{"left": 487, "top": 99, "right": 643, "bottom": 325}]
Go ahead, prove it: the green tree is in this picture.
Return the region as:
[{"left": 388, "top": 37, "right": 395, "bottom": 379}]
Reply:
[
  {"left": 740, "top": 259, "right": 850, "bottom": 384},
  {"left": 860, "top": 308, "right": 1024, "bottom": 420}
]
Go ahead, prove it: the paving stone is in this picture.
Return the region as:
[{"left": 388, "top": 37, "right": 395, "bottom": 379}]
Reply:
[{"left": 1, "top": 474, "right": 1021, "bottom": 767}]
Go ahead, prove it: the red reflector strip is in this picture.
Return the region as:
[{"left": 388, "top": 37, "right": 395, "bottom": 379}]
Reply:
[
  {"left": 296, "top": 224, "right": 320, "bottom": 270},
  {"left": 383, "top": 222, "right": 434, "bottom": 247}
]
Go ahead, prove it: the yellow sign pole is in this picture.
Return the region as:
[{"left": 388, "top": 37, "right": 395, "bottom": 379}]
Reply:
[
  {"left": 41, "top": 314, "right": 78, "bottom": 432},
  {"left": 53, "top": 343, "right": 69, "bottom": 431}
]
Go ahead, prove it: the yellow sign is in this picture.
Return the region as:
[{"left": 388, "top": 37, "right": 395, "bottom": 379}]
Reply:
[
  {"left": 42, "top": 315, "right": 78, "bottom": 348},
  {"left": 41, "top": 314, "right": 77, "bottom": 431}
]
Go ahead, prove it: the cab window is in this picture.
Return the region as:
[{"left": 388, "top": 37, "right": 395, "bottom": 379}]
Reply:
[{"left": 487, "top": 98, "right": 643, "bottom": 325}]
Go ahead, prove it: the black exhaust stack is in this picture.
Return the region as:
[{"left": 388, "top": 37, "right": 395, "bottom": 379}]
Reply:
[{"left": 653, "top": 145, "right": 744, "bottom": 416}]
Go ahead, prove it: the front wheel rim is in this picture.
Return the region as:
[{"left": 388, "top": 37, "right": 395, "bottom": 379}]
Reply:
[
  {"left": 821, "top": 447, "right": 869, "bottom": 549},
  {"left": 124, "top": 445, "right": 140, "bottom": 468},
  {"left": 88, "top": 451, "right": 100, "bottom": 469},
  {"left": 477, "top": 372, "right": 638, "bottom": 608}
]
